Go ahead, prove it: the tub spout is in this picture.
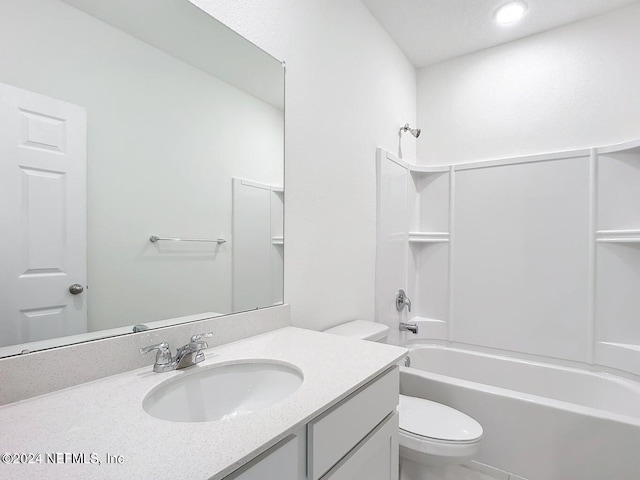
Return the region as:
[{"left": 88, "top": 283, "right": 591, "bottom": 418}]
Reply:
[{"left": 400, "top": 322, "right": 418, "bottom": 334}]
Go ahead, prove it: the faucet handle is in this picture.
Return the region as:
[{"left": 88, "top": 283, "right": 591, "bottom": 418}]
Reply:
[
  {"left": 190, "top": 332, "right": 213, "bottom": 343},
  {"left": 140, "top": 342, "right": 172, "bottom": 365},
  {"left": 396, "top": 289, "right": 412, "bottom": 312}
]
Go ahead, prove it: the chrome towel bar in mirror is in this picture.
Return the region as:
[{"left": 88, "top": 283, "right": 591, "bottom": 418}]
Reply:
[{"left": 149, "top": 236, "right": 227, "bottom": 244}]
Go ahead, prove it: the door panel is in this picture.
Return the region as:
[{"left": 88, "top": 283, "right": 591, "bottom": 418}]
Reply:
[
  {"left": 232, "top": 178, "right": 282, "bottom": 312},
  {"left": 0, "top": 83, "right": 87, "bottom": 347}
]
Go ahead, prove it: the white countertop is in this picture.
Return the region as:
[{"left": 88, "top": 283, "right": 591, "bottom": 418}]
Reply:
[{"left": 0, "top": 327, "right": 407, "bottom": 480}]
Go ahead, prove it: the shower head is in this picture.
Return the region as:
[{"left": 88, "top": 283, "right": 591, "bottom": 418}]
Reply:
[{"left": 400, "top": 123, "right": 421, "bottom": 138}]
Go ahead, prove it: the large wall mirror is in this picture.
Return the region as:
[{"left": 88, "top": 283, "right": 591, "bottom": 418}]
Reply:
[{"left": 0, "top": 0, "right": 285, "bottom": 357}]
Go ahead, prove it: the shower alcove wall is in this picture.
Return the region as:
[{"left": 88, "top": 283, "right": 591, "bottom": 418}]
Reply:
[
  {"left": 407, "top": 165, "right": 451, "bottom": 341},
  {"left": 594, "top": 144, "right": 640, "bottom": 374},
  {"left": 376, "top": 140, "right": 640, "bottom": 378}
]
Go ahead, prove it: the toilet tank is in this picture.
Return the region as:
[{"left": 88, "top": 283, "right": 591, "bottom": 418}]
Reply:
[{"left": 324, "top": 320, "right": 389, "bottom": 343}]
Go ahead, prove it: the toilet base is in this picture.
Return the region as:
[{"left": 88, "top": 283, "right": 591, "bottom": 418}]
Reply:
[{"left": 399, "top": 442, "right": 477, "bottom": 465}]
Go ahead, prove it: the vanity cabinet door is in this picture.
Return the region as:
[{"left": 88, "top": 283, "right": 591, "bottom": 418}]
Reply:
[
  {"left": 223, "top": 434, "right": 301, "bottom": 480},
  {"left": 320, "top": 412, "right": 399, "bottom": 480},
  {"left": 308, "top": 367, "right": 399, "bottom": 480}
]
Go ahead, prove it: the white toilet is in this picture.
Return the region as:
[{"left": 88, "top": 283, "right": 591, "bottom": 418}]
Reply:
[{"left": 324, "top": 320, "right": 483, "bottom": 480}]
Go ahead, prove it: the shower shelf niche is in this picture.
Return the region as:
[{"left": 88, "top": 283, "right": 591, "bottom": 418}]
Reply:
[
  {"left": 409, "top": 167, "right": 451, "bottom": 235},
  {"left": 408, "top": 239, "right": 450, "bottom": 342},
  {"left": 406, "top": 162, "right": 452, "bottom": 341},
  {"left": 593, "top": 140, "right": 640, "bottom": 376}
]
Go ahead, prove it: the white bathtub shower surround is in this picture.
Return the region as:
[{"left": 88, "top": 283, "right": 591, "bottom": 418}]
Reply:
[
  {"left": 401, "top": 345, "right": 640, "bottom": 480},
  {"left": 0, "top": 327, "right": 407, "bottom": 480},
  {"left": 376, "top": 139, "right": 640, "bottom": 378}
]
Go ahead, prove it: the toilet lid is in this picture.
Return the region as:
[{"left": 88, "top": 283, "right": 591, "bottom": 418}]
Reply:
[{"left": 399, "top": 394, "right": 483, "bottom": 442}]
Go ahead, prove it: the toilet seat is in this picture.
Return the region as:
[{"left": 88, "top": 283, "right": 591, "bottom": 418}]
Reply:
[{"left": 398, "top": 394, "right": 482, "bottom": 460}]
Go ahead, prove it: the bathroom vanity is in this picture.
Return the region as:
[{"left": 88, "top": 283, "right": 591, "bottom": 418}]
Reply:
[
  {"left": 0, "top": 327, "right": 406, "bottom": 480},
  {"left": 230, "top": 363, "right": 399, "bottom": 480}
]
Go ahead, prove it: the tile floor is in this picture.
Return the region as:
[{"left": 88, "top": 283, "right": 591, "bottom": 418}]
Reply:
[
  {"left": 400, "top": 460, "right": 527, "bottom": 480},
  {"left": 449, "top": 463, "right": 528, "bottom": 480},
  {"left": 442, "top": 465, "right": 503, "bottom": 480}
]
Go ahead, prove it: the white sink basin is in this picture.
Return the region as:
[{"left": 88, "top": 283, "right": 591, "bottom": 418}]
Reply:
[{"left": 142, "top": 361, "right": 303, "bottom": 422}]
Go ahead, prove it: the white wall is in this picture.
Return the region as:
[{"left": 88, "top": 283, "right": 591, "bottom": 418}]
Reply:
[
  {"left": 417, "top": 2, "right": 640, "bottom": 164},
  {"left": 0, "top": 0, "right": 283, "bottom": 331},
  {"left": 192, "top": 0, "right": 418, "bottom": 330}
]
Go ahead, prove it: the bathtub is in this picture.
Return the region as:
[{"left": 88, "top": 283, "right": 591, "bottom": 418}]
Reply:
[{"left": 400, "top": 344, "right": 640, "bottom": 480}]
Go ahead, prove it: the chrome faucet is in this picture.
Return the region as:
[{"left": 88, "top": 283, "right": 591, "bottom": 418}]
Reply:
[
  {"left": 399, "top": 322, "right": 419, "bottom": 334},
  {"left": 175, "top": 333, "right": 212, "bottom": 369},
  {"left": 140, "top": 332, "right": 213, "bottom": 373},
  {"left": 396, "top": 289, "right": 412, "bottom": 312},
  {"left": 396, "top": 289, "right": 417, "bottom": 334}
]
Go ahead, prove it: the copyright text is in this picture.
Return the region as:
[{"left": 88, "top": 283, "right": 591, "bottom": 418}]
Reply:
[{"left": 1, "top": 452, "right": 125, "bottom": 465}]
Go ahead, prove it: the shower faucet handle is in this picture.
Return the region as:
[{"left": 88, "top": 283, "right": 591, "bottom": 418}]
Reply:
[{"left": 396, "top": 289, "right": 412, "bottom": 312}]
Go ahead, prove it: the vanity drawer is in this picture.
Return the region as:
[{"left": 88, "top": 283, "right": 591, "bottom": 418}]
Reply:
[{"left": 307, "top": 366, "right": 399, "bottom": 480}]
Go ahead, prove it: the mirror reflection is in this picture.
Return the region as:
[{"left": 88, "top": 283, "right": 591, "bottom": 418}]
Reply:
[{"left": 0, "top": 0, "right": 285, "bottom": 356}]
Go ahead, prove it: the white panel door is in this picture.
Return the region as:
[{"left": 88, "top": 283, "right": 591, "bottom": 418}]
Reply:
[{"left": 0, "top": 83, "right": 87, "bottom": 347}]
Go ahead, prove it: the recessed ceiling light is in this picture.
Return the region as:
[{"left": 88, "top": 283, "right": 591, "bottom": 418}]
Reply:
[{"left": 495, "top": 1, "right": 527, "bottom": 25}]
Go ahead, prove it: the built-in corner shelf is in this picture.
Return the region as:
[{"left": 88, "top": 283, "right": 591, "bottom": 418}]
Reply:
[
  {"left": 595, "top": 230, "right": 640, "bottom": 244},
  {"left": 407, "top": 316, "right": 448, "bottom": 340},
  {"left": 600, "top": 342, "right": 640, "bottom": 353},
  {"left": 272, "top": 236, "right": 284, "bottom": 245},
  {"left": 410, "top": 315, "right": 446, "bottom": 324},
  {"left": 409, "top": 165, "right": 450, "bottom": 174},
  {"left": 409, "top": 232, "right": 450, "bottom": 244}
]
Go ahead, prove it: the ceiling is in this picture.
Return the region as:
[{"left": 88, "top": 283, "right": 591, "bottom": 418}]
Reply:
[{"left": 361, "top": 0, "right": 638, "bottom": 68}]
